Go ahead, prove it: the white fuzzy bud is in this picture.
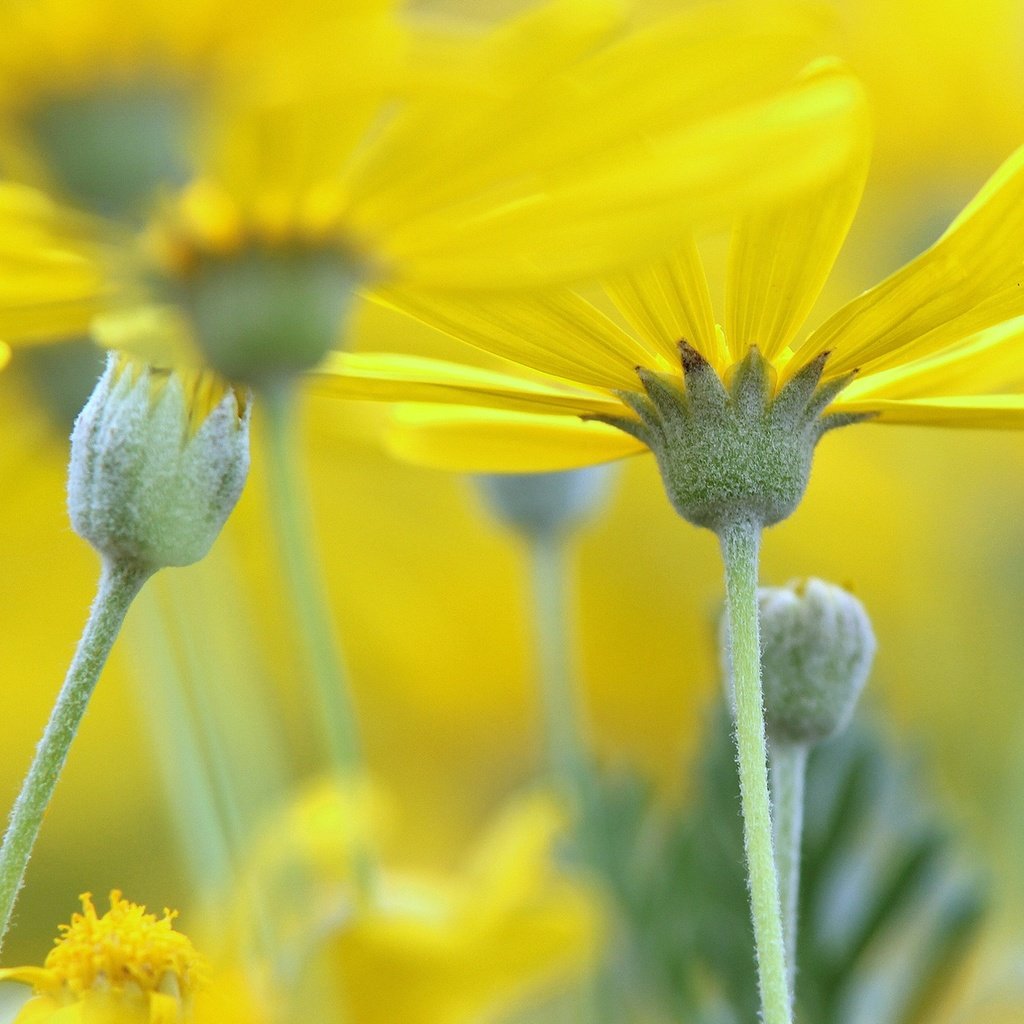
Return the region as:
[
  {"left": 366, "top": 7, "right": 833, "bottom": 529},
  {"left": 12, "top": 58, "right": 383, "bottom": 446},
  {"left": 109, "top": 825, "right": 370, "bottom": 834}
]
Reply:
[
  {"left": 756, "top": 579, "right": 876, "bottom": 746},
  {"left": 68, "top": 354, "right": 250, "bottom": 570}
]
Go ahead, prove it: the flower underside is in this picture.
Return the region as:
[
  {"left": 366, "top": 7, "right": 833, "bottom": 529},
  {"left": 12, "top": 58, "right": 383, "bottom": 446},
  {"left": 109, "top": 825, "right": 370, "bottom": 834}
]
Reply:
[{"left": 593, "top": 342, "right": 869, "bottom": 533}]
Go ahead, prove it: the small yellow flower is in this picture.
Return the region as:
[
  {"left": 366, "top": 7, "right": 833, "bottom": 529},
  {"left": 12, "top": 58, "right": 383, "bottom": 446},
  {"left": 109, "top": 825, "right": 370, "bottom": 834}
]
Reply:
[
  {"left": 0, "top": 891, "right": 207, "bottom": 1023},
  {"left": 232, "top": 780, "right": 603, "bottom": 1024},
  {"left": 316, "top": 78, "right": 1024, "bottom": 474}
]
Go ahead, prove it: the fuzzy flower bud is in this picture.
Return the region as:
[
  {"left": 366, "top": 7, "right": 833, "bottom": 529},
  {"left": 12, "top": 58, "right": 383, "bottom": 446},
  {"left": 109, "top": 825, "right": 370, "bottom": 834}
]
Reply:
[
  {"left": 68, "top": 354, "right": 250, "bottom": 571},
  {"left": 755, "top": 578, "right": 876, "bottom": 746}
]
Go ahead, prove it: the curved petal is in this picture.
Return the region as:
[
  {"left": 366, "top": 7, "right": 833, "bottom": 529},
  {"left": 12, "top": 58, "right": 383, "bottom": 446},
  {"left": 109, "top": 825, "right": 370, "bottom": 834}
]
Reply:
[
  {"left": 385, "top": 404, "right": 646, "bottom": 473},
  {"left": 0, "top": 183, "right": 107, "bottom": 345},
  {"left": 840, "top": 317, "right": 1024, "bottom": 401},
  {"left": 313, "top": 352, "right": 623, "bottom": 417},
  {"left": 830, "top": 394, "right": 1024, "bottom": 429},
  {"left": 603, "top": 237, "right": 720, "bottom": 370},
  {"left": 797, "top": 144, "right": 1024, "bottom": 379},
  {"left": 726, "top": 60, "right": 871, "bottom": 362},
  {"left": 372, "top": 60, "right": 873, "bottom": 289},
  {"left": 350, "top": 2, "right": 828, "bottom": 233},
  {"left": 373, "top": 288, "right": 650, "bottom": 391}
]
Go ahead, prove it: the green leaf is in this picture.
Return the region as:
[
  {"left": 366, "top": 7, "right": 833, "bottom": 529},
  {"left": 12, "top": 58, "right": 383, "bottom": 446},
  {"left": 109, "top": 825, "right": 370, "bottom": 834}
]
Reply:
[{"left": 582, "top": 706, "right": 986, "bottom": 1024}]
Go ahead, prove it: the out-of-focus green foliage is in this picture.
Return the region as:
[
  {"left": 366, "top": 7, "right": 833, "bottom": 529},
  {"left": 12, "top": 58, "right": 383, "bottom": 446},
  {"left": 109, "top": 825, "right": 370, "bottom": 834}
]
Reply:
[{"left": 575, "top": 708, "right": 985, "bottom": 1024}]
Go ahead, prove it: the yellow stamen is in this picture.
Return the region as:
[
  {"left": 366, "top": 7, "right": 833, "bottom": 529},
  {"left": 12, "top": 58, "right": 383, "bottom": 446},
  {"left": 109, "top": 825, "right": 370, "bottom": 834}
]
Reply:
[{"left": 42, "top": 891, "right": 205, "bottom": 1000}]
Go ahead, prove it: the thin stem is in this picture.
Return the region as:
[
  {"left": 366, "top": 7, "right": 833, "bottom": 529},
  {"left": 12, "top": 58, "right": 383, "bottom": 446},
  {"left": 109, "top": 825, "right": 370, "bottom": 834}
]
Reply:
[
  {"left": 126, "top": 585, "right": 235, "bottom": 907},
  {"left": 259, "top": 380, "right": 375, "bottom": 897},
  {"left": 260, "top": 380, "right": 363, "bottom": 777},
  {"left": 527, "top": 530, "right": 610, "bottom": 1024},
  {"left": 770, "top": 739, "right": 808, "bottom": 1004},
  {"left": 528, "top": 531, "right": 594, "bottom": 814},
  {"left": 719, "top": 520, "right": 791, "bottom": 1024},
  {"left": 0, "top": 558, "right": 150, "bottom": 948}
]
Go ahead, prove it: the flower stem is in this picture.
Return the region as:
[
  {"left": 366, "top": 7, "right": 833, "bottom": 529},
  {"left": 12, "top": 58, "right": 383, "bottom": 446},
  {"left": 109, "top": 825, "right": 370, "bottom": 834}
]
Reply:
[
  {"left": 528, "top": 532, "right": 594, "bottom": 815},
  {"left": 528, "top": 530, "right": 612, "bottom": 1024},
  {"left": 719, "top": 520, "right": 791, "bottom": 1024},
  {"left": 259, "top": 380, "right": 375, "bottom": 896},
  {"left": 769, "top": 739, "right": 808, "bottom": 1004},
  {"left": 261, "top": 380, "right": 363, "bottom": 777},
  {"left": 0, "top": 558, "right": 150, "bottom": 949}
]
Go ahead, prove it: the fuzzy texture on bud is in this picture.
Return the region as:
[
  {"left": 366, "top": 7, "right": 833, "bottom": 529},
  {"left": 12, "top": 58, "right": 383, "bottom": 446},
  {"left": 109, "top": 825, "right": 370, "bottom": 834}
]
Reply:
[
  {"left": 754, "top": 579, "right": 876, "bottom": 746},
  {"left": 68, "top": 355, "right": 250, "bottom": 570}
]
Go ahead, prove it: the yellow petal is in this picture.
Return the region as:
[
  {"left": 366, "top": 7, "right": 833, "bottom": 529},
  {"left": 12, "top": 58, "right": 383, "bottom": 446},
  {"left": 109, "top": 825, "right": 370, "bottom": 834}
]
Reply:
[
  {"left": 386, "top": 405, "right": 646, "bottom": 473},
  {"left": 373, "top": 288, "right": 651, "bottom": 391},
  {"left": 360, "top": 45, "right": 872, "bottom": 289},
  {"left": 797, "top": 144, "right": 1024, "bottom": 378},
  {"left": 831, "top": 394, "right": 1024, "bottom": 429},
  {"left": 313, "top": 352, "right": 622, "bottom": 417},
  {"left": 9, "top": 996, "right": 75, "bottom": 1024},
  {"left": 726, "top": 60, "right": 871, "bottom": 363},
  {"left": 603, "top": 237, "right": 720, "bottom": 371},
  {"left": 0, "top": 183, "right": 107, "bottom": 345},
  {"left": 348, "top": 1, "right": 825, "bottom": 235},
  {"left": 841, "top": 317, "right": 1024, "bottom": 400}
]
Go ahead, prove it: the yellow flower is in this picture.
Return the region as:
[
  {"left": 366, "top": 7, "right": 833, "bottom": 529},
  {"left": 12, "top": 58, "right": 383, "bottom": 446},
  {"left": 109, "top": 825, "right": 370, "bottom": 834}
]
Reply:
[
  {"left": 231, "top": 779, "right": 602, "bottom": 1024},
  {"left": 0, "top": 0, "right": 378, "bottom": 216},
  {"left": 0, "top": 891, "right": 207, "bottom": 1023},
  {"left": 155, "top": 2, "right": 861, "bottom": 293},
  {"left": 0, "top": 1, "right": 870, "bottom": 387},
  {"left": 316, "top": 86, "right": 1024, "bottom": 475}
]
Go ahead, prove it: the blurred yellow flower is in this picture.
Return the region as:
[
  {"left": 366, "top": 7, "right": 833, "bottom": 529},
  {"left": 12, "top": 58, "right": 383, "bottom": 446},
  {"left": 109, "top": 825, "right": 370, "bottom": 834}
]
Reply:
[
  {"left": 0, "top": 1, "right": 872, "bottom": 387},
  {"left": 232, "top": 779, "right": 602, "bottom": 1024},
  {"left": 318, "top": 87, "right": 1024, "bottom": 471},
  {"left": 155, "top": 1, "right": 859, "bottom": 293},
  {"left": 0, "top": 0, "right": 380, "bottom": 216},
  {"left": 0, "top": 891, "right": 206, "bottom": 1024}
]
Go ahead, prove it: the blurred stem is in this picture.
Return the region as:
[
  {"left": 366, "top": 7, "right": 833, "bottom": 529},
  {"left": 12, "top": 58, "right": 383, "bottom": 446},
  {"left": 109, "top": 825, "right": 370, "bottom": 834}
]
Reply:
[
  {"left": 260, "top": 379, "right": 375, "bottom": 896},
  {"left": 770, "top": 739, "right": 808, "bottom": 1004},
  {"left": 0, "top": 558, "right": 150, "bottom": 949},
  {"left": 528, "top": 531, "right": 594, "bottom": 814},
  {"left": 719, "top": 520, "right": 791, "bottom": 1024},
  {"left": 528, "top": 530, "right": 611, "bottom": 1024},
  {"left": 127, "top": 584, "right": 235, "bottom": 906}
]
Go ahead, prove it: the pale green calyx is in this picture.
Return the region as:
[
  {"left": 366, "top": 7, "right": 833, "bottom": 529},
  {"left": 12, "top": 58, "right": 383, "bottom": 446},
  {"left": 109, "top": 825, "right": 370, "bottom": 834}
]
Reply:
[
  {"left": 68, "top": 354, "right": 251, "bottom": 571},
  {"left": 171, "top": 248, "right": 357, "bottom": 387},
  {"left": 603, "top": 344, "right": 867, "bottom": 534},
  {"left": 476, "top": 464, "right": 614, "bottom": 538},
  {"left": 756, "top": 578, "right": 875, "bottom": 746}
]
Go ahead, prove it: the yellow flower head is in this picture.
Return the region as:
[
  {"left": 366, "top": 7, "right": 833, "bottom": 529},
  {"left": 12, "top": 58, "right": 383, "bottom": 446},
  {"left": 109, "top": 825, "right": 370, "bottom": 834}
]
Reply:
[
  {"left": 0, "top": 891, "right": 207, "bottom": 1023},
  {"left": 317, "top": 72, "right": 1024, "bottom": 494},
  {"left": 233, "top": 780, "right": 602, "bottom": 1024},
  {"left": 27, "top": 0, "right": 865, "bottom": 387}
]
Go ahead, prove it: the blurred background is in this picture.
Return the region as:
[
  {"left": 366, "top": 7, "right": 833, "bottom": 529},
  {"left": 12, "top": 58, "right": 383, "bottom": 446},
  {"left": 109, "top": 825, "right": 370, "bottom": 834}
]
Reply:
[{"left": 0, "top": 0, "right": 1023, "bottom": 1019}]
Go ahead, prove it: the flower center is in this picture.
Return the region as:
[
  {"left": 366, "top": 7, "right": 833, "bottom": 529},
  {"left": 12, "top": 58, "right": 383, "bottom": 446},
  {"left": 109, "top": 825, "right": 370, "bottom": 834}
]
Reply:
[
  {"left": 147, "top": 184, "right": 362, "bottom": 386},
  {"left": 42, "top": 891, "right": 205, "bottom": 1002}
]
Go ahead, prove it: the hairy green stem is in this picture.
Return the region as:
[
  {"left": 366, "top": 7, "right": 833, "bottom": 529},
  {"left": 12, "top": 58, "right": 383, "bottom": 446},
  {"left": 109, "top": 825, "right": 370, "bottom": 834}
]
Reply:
[
  {"left": 770, "top": 739, "right": 808, "bottom": 1003},
  {"left": 719, "top": 521, "right": 791, "bottom": 1024},
  {"left": 0, "top": 558, "right": 150, "bottom": 948}
]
